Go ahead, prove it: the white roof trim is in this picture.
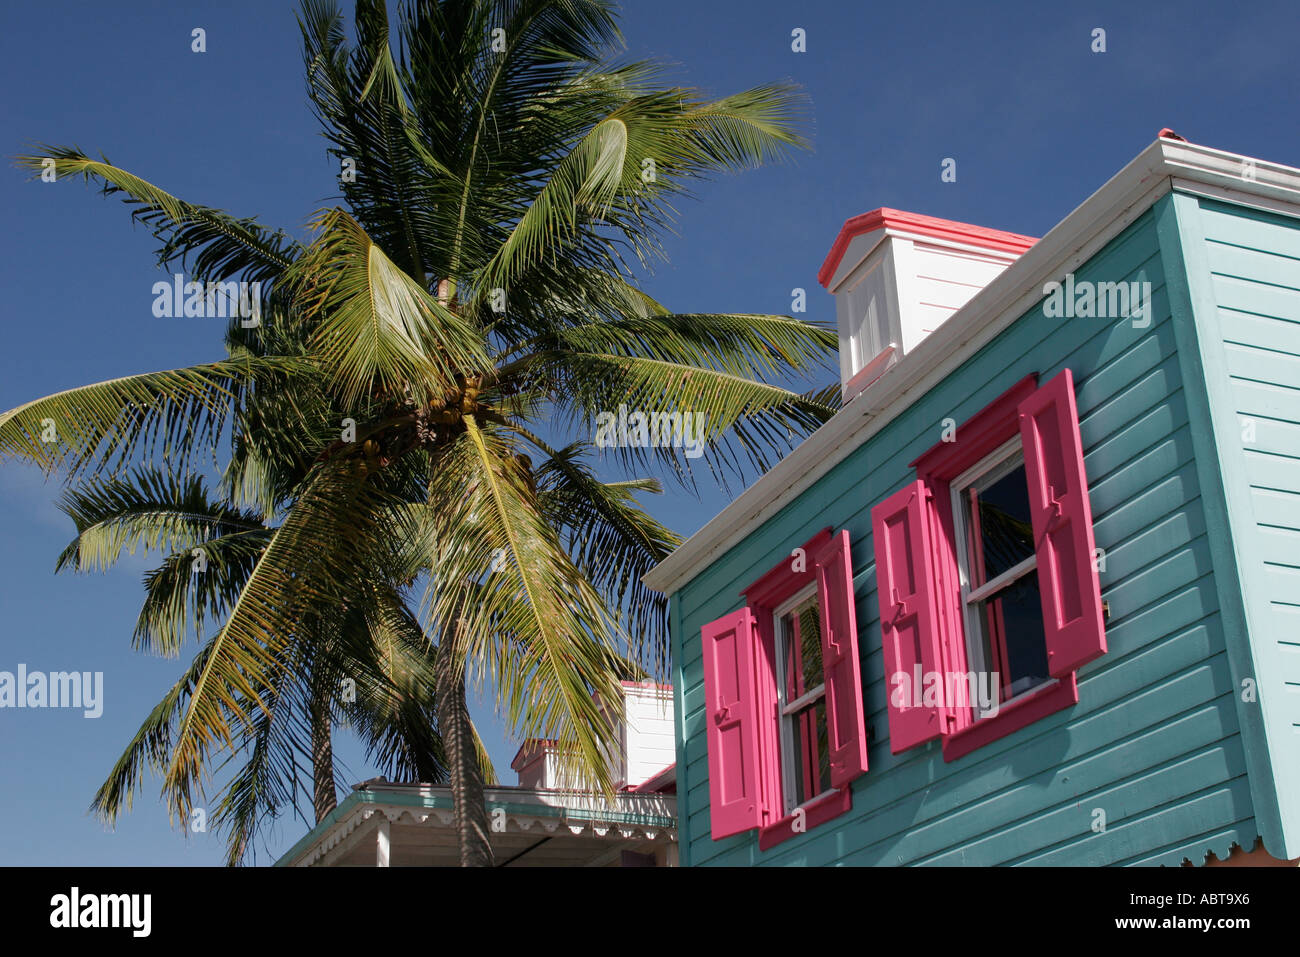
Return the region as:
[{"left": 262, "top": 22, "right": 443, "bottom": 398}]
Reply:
[
  {"left": 643, "top": 138, "right": 1300, "bottom": 595},
  {"left": 291, "top": 799, "right": 677, "bottom": 866},
  {"left": 283, "top": 787, "right": 678, "bottom": 866}
]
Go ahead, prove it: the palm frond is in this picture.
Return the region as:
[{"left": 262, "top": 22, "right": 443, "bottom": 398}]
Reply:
[
  {"left": 161, "top": 457, "right": 415, "bottom": 819},
  {"left": 16, "top": 146, "right": 299, "bottom": 286},
  {"left": 91, "top": 637, "right": 216, "bottom": 824},
  {"left": 541, "top": 349, "right": 840, "bottom": 481},
  {"left": 299, "top": 0, "right": 449, "bottom": 284},
  {"left": 480, "top": 80, "right": 809, "bottom": 289},
  {"left": 0, "top": 356, "right": 308, "bottom": 478},
  {"left": 287, "top": 209, "right": 489, "bottom": 406},
  {"left": 54, "top": 468, "right": 264, "bottom": 574},
  {"left": 524, "top": 435, "right": 680, "bottom": 674},
  {"left": 421, "top": 418, "right": 624, "bottom": 793}
]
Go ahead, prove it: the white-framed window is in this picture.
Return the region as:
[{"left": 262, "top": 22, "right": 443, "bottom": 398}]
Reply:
[
  {"left": 771, "top": 584, "right": 834, "bottom": 815},
  {"left": 701, "top": 527, "right": 869, "bottom": 844},
  {"left": 949, "top": 437, "right": 1054, "bottom": 717},
  {"left": 873, "top": 369, "right": 1107, "bottom": 761}
]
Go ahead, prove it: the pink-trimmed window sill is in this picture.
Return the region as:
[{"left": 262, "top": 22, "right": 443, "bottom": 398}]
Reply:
[
  {"left": 758, "top": 787, "right": 852, "bottom": 851},
  {"left": 941, "top": 672, "right": 1079, "bottom": 762},
  {"left": 843, "top": 345, "right": 898, "bottom": 403}
]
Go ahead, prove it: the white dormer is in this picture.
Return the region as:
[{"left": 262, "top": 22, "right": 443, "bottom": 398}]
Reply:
[{"left": 818, "top": 209, "right": 1036, "bottom": 403}]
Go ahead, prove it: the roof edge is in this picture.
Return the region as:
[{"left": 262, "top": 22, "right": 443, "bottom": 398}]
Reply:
[
  {"left": 275, "top": 784, "right": 678, "bottom": 866},
  {"left": 817, "top": 207, "right": 1039, "bottom": 288},
  {"left": 644, "top": 137, "right": 1300, "bottom": 597}
]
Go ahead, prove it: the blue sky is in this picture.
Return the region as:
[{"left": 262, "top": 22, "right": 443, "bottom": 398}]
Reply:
[{"left": 2, "top": 0, "right": 1298, "bottom": 866}]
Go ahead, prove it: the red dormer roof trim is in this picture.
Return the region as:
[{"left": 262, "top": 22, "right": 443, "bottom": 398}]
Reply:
[{"left": 817, "top": 207, "right": 1038, "bottom": 289}]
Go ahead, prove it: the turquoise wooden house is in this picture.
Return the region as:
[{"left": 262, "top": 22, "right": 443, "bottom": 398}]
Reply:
[{"left": 643, "top": 134, "right": 1300, "bottom": 867}]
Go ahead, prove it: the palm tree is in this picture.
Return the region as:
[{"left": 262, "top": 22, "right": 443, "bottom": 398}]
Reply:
[
  {"left": 51, "top": 462, "right": 470, "bottom": 864},
  {"left": 5, "top": 0, "right": 838, "bottom": 866}
]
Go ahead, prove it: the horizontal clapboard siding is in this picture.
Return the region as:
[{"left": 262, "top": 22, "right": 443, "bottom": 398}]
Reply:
[
  {"left": 673, "top": 207, "right": 1258, "bottom": 866},
  {"left": 1190, "top": 196, "right": 1300, "bottom": 856}
]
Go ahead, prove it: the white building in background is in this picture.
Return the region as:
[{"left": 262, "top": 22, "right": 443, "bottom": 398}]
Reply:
[
  {"left": 277, "top": 681, "right": 677, "bottom": 867},
  {"left": 513, "top": 681, "right": 675, "bottom": 792}
]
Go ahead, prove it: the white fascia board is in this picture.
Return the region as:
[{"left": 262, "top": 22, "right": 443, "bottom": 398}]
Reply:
[{"left": 642, "top": 139, "right": 1300, "bottom": 596}]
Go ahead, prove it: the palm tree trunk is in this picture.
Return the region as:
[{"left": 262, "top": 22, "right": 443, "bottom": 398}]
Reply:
[
  {"left": 309, "top": 690, "right": 337, "bottom": 823},
  {"left": 434, "top": 628, "right": 494, "bottom": 867}
]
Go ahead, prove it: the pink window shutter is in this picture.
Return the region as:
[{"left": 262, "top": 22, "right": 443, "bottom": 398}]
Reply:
[
  {"left": 871, "top": 480, "right": 946, "bottom": 753},
  {"left": 815, "top": 529, "right": 869, "bottom": 787},
  {"left": 1018, "top": 368, "right": 1107, "bottom": 678},
  {"left": 700, "top": 607, "right": 766, "bottom": 839}
]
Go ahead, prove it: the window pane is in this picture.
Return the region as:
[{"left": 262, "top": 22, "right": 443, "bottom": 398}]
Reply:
[
  {"left": 963, "top": 461, "right": 1036, "bottom": 585},
  {"left": 790, "top": 699, "right": 832, "bottom": 806},
  {"left": 848, "top": 280, "right": 881, "bottom": 369},
  {"left": 976, "top": 572, "right": 1050, "bottom": 703},
  {"left": 779, "top": 597, "right": 824, "bottom": 701}
]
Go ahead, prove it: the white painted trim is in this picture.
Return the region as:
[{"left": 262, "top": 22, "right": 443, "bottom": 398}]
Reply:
[
  {"left": 841, "top": 344, "right": 898, "bottom": 402},
  {"left": 964, "top": 555, "right": 1036, "bottom": 607},
  {"left": 310, "top": 807, "right": 406, "bottom": 867},
  {"left": 772, "top": 581, "right": 819, "bottom": 620},
  {"left": 376, "top": 816, "right": 390, "bottom": 867},
  {"left": 831, "top": 230, "right": 889, "bottom": 296},
  {"left": 1169, "top": 176, "right": 1300, "bottom": 221},
  {"left": 289, "top": 793, "right": 678, "bottom": 866},
  {"left": 948, "top": 435, "right": 1023, "bottom": 501},
  {"left": 949, "top": 438, "right": 1033, "bottom": 718},
  {"left": 890, "top": 235, "right": 919, "bottom": 352},
  {"left": 643, "top": 138, "right": 1300, "bottom": 596},
  {"left": 782, "top": 684, "right": 826, "bottom": 716},
  {"left": 771, "top": 583, "right": 829, "bottom": 813}
]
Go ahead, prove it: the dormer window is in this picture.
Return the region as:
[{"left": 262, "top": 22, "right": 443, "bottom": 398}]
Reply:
[
  {"left": 819, "top": 209, "right": 1036, "bottom": 403},
  {"left": 842, "top": 259, "right": 889, "bottom": 374}
]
